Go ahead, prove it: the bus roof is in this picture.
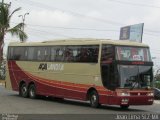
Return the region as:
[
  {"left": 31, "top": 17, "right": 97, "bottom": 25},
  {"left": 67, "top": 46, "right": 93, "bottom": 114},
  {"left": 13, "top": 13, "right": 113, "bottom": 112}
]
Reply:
[{"left": 8, "top": 38, "right": 149, "bottom": 47}]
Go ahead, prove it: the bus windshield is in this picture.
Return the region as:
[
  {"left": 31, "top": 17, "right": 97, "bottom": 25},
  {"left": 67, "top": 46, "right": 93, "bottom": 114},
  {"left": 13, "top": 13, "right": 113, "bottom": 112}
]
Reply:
[
  {"left": 118, "top": 65, "right": 153, "bottom": 89},
  {"left": 116, "top": 46, "right": 151, "bottom": 62}
]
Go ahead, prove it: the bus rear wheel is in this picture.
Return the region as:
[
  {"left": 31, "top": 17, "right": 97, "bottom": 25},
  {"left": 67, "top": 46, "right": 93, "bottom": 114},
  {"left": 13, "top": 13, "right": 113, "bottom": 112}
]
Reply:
[
  {"left": 20, "top": 83, "right": 28, "bottom": 98},
  {"left": 28, "top": 84, "right": 36, "bottom": 99},
  {"left": 89, "top": 90, "right": 100, "bottom": 108}
]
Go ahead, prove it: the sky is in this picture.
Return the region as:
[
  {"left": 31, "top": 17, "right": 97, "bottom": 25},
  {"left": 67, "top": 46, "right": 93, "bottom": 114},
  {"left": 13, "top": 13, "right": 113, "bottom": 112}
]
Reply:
[{"left": 3, "top": 0, "right": 160, "bottom": 72}]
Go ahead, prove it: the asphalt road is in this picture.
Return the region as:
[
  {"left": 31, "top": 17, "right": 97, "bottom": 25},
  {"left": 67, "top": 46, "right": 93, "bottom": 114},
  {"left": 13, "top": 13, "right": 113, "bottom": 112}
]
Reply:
[{"left": 0, "top": 85, "right": 160, "bottom": 120}]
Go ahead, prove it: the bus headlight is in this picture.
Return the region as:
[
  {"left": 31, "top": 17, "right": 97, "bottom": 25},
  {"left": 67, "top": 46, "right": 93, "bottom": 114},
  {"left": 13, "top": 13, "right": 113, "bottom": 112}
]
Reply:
[
  {"left": 147, "top": 93, "right": 154, "bottom": 96},
  {"left": 118, "top": 92, "right": 130, "bottom": 96}
]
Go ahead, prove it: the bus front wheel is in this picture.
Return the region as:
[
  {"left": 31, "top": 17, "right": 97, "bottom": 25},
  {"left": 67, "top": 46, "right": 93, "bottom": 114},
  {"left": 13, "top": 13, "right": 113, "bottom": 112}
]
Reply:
[
  {"left": 20, "top": 83, "right": 28, "bottom": 98},
  {"left": 28, "top": 84, "right": 36, "bottom": 99},
  {"left": 89, "top": 90, "right": 100, "bottom": 108}
]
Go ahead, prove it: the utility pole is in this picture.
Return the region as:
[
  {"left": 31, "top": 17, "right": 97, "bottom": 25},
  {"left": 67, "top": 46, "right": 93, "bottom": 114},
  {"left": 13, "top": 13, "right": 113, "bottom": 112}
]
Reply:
[{"left": 18, "top": 13, "right": 29, "bottom": 42}]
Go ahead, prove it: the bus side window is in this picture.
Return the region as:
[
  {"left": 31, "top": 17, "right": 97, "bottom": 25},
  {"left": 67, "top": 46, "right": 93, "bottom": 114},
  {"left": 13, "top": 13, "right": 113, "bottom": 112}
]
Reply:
[
  {"left": 51, "top": 47, "right": 56, "bottom": 61},
  {"left": 13, "top": 47, "right": 26, "bottom": 61},
  {"left": 8, "top": 47, "right": 14, "bottom": 60},
  {"left": 37, "top": 49, "right": 41, "bottom": 61},
  {"left": 28, "top": 47, "right": 35, "bottom": 61},
  {"left": 72, "top": 46, "right": 79, "bottom": 62},
  {"left": 93, "top": 47, "right": 98, "bottom": 62},
  {"left": 89, "top": 46, "right": 99, "bottom": 63},
  {"left": 55, "top": 47, "right": 65, "bottom": 62},
  {"left": 76, "top": 45, "right": 99, "bottom": 63},
  {"left": 101, "top": 45, "right": 113, "bottom": 63},
  {"left": 43, "top": 47, "right": 50, "bottom": 61},
  {"left": 34, "top": 47, "right": 50, "bottom": 61},
  {"left": 64, "top": 47, "right": 73, "bottom": 62},
  {"left": 80, "top": 47, "right": 88, "bottom": 62}
]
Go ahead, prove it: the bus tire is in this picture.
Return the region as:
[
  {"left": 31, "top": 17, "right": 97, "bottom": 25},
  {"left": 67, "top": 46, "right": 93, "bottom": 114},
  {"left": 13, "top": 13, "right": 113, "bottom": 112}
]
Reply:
[
  {"left": 89, "top": 90, "right": 100, "bottom": 108},
  {"left": 120, "top": 105, "right": 129, "bottom": 109},
  {"left": 20, "top": 83, "right": 28, "bottom": 98},
  {"left": 28, "top": 84, "right": 36, "bottom": 99}
]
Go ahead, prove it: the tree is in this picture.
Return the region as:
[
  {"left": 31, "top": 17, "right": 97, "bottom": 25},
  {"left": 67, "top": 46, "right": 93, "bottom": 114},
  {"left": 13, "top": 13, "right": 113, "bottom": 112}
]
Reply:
[
  {"left": 154, "top": 69, "right": 160, "bottom": 88},
  {"left": 0, "top": 2, "right": 28, "bottom": 64}
]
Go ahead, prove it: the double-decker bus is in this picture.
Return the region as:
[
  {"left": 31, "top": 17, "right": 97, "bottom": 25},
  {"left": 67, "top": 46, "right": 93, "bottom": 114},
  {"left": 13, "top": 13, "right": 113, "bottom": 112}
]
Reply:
[{"left": 5, "top": 39, "right": 154, "bottom": 108}]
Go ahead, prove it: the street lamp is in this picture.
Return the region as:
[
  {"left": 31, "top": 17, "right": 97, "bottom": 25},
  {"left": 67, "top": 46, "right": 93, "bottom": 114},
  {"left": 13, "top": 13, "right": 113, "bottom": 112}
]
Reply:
[
  {"left": 18, "top": 13, "right": 29, "bottom": 42},
  {"left": 18, "top": 12, "right": 29, "bottom": 32}
]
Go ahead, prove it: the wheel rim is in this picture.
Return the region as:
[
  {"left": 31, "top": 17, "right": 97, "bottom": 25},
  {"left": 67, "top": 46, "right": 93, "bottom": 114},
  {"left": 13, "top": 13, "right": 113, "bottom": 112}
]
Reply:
[
  {"left": 30, "top": 87, "right": 35, "bottom": 97},
  {"left": 22, "top": 85, "right": 27, "bottom": 95},
  {"left": 91, "top": 94, "right": 97, "bottom": 105},
  {"left": 89, "top": 91, "right": 100, "bottom": 108}
]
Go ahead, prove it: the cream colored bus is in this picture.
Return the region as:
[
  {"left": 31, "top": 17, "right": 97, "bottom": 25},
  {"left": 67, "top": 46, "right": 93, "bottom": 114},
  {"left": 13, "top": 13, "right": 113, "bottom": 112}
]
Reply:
[{"left": 6, "top": 39, "right": 154, "bottom": 108}]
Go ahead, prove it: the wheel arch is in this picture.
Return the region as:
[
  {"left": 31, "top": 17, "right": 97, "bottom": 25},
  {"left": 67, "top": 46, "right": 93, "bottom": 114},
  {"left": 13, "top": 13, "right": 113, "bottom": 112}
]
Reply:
[
  {"left": 19, "top": 80, "right": 26, "bottom": 90},
  {"left": 86, "top": 87, "right": 98, "bottom": 100},
  {"left": 28, "top": 81, "right": 36, "bottom": 88}
]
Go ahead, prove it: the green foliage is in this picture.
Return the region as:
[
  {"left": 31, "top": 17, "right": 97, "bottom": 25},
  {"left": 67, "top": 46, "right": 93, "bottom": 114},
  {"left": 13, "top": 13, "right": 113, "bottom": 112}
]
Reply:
[
  {"left": 155, "top": 82, "right": 160, "bottom": 89},
  {"left": 0, "top": 63, "right": 5, "bottom": 80},
  {"left": 154, "top": 72, "right": 160, "bottom": 88},
  {"left": 155, "top": 75, "right": 160, "bottom": 89},
  {"left": 0, "top": 3, "right": 28, "bottom": 64},
  {"left": 0, "top": 3, "right": 28, "bottom": 42}
]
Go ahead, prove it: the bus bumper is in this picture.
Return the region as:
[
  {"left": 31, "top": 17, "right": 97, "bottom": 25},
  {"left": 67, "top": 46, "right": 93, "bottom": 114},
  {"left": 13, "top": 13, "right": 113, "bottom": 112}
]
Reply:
[{"left": 100, "top": 96, "right": 154, "bottom": 106}]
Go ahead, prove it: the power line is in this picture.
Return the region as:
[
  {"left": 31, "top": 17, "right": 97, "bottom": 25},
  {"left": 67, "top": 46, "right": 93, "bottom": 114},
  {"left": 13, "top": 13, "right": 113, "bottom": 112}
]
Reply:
[
  {"left": 151, "top": 49, "right": 160, "bottom": 52},
  {"left": 19, "top": 0, "right": 124, "bottom": 26},
  {"left": 27, "top": 27, "right": 116, "bottom": 39},
  {"left": 11, "top": 22, "right": 160, "bottom": 37},
  {"left": 11, "top": 22, "right": 120, "bottom": 32},
  {"left": 107, "top": 0, "right": 160, "bottom": 9},
  {"left": 28, "top": 25, "right": 118, "bottom": 32},
  {"left": 28, "top": 27, "right": 75, "bottom": 38},
  {"left": 27, "top": 30, "right": 52, "bottom": 40},
  {"left": 24, "top": 24, "right": 160, "bottom": 38},
  {"left": 143, "top": 33, "right": 160, "bottom": 37},
  {"left": 16, "top": 0, "right": 160, "bottom": 37},
  {"left": 145, "top": 29, "right": 160, "bottom": 33}
]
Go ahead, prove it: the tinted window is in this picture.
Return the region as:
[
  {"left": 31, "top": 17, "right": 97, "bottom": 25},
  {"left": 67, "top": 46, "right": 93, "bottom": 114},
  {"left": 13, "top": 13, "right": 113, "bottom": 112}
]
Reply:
[
  {"left": 34, "top": 47, "right": 50, "bottom": 61},
  {"left": 10, "top": 47, "right": 27, "bottom": 60},
  {"left": 28, "top": 47, "right": 35, "bottom": 61},
  {"left": 116, "top": 46, "right": 151, "bottom": 61},
  {"left": 8, "top": 47, "right": 14, "bottom": 60},
  {"left": 101, "top": 45, "right": 114, "bottom": 63},
  {"left": 64, "top": 46, "right": 74, "bottom": 62},
  {"left": 55, "top": 47, "right": 65, "bottom": 62},
  {"left": 8, "top": 45, "right": 99, "bottom": 63},
  {"left": 51, "top": 47, "right": 56, "bottom": 61},
  {"left": 118, "top": 65, "right": 153, "bottom": 88},
  {"left": 64, "top": 45, "right": 99, "bottom": 63}
]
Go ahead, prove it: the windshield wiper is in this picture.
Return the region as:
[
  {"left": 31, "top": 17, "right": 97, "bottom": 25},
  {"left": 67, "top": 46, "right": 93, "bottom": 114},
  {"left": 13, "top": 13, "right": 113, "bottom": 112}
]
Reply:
[{"left": 130, "top": 81, "right": 140, "bottom": 90}]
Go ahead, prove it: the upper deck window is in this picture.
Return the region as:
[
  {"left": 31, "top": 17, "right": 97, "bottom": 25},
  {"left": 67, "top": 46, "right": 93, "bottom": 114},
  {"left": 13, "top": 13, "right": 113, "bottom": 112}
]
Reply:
[{"left": 116, "top": 46, "right": 151, "bottom": 62}]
